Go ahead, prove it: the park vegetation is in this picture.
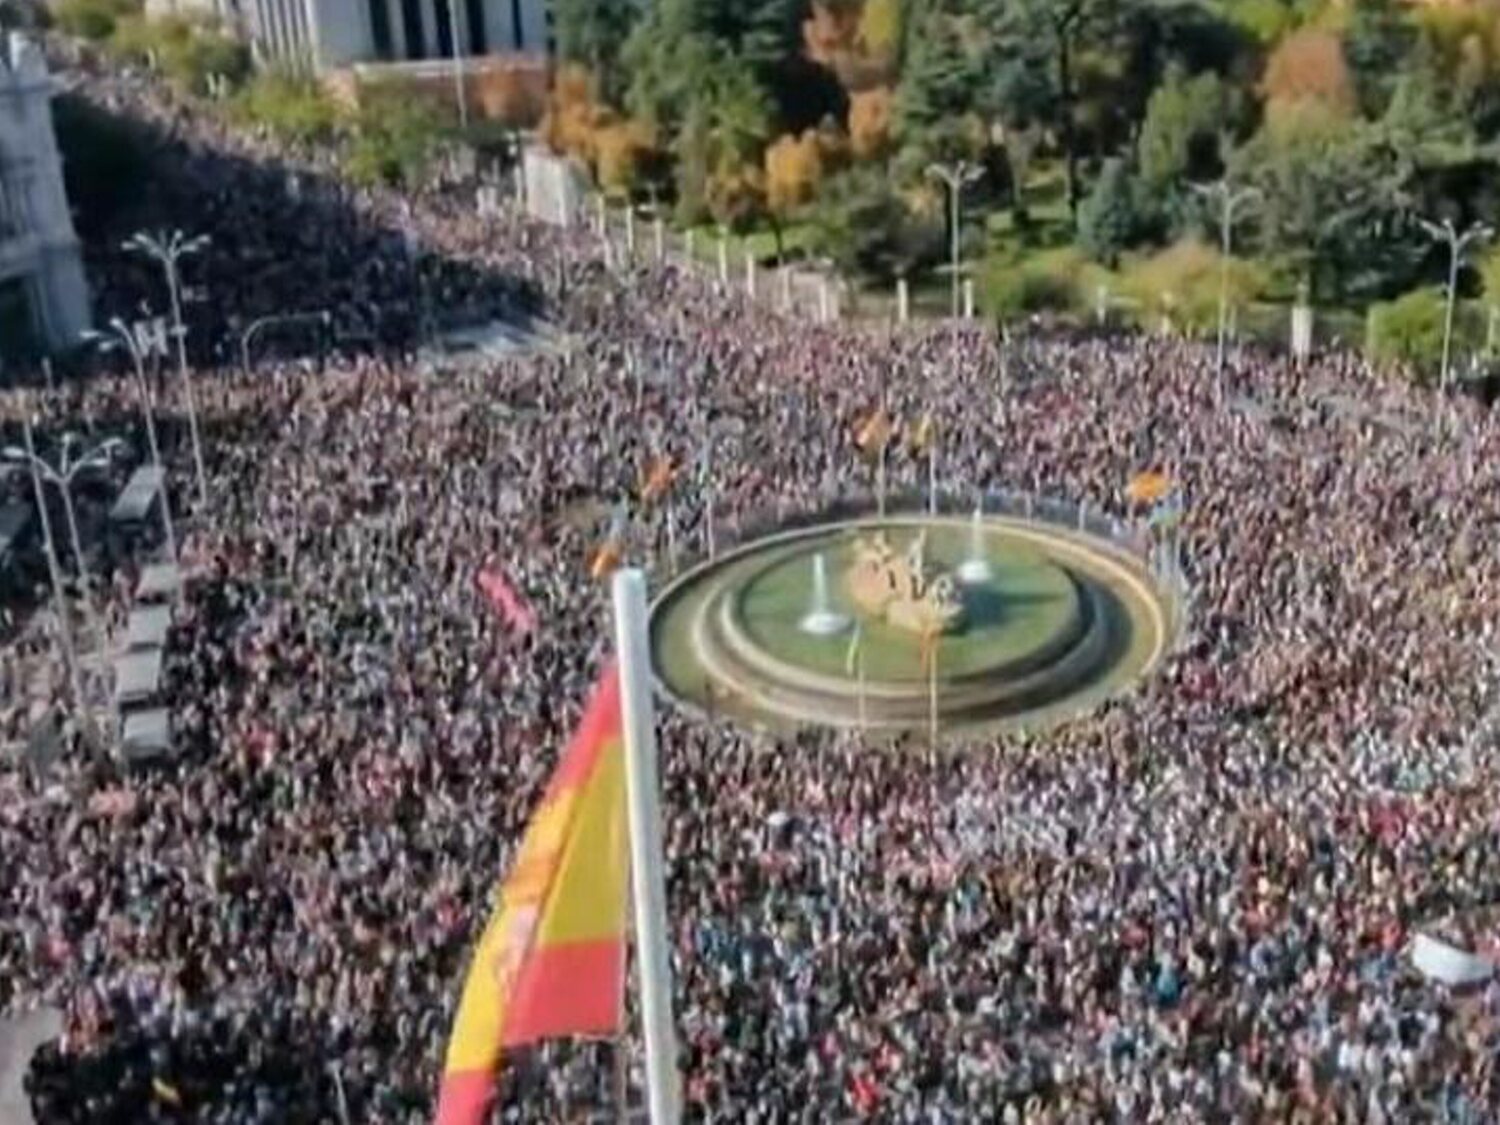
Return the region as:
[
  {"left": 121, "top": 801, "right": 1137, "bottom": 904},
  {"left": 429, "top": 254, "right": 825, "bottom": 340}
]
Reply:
[
  {"left": 39, "top": 0, "right": 1500, "bottom": 376},
  {"left": 537, "top": 0, "right": 1500, "bottom": 373}
]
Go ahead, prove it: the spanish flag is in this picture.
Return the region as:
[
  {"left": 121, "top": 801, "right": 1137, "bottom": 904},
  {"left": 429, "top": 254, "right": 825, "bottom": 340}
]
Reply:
[
  {"left": 639, "top": 456, "right": 677, "bottom": 507},
  {"left": 854, "top": 408, "right": 893, "bottom": 457},
  {"left": 435, "top": 666, "right": 629, "bottom": 1125}
]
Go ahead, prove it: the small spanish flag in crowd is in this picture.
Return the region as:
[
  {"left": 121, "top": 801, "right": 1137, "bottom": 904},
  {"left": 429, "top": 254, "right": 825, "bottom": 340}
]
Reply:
[
  {"left": 589, "top": 539, "right": 624, "bottom": 582},
  {"left": 1125, "top": 470, "right": 1171, "bottom": 506},
  {"left": 855, "top": 408, "right": 894, "bottom": 456},
  {"left": 434, "top": 666, "right": 629, "bottom": 1125},
  {"left": 639, "top": 456, "right": 677, "bottom": 507}
]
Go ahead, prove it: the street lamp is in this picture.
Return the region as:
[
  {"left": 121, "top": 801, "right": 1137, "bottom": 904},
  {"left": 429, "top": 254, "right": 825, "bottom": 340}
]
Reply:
[
  {"left": 81, "top": 317, "right": 179, "bottom": 562},
  {"left": 1190, "top": 180, "right": 1262, "bottom": 399},
  {"left": 123, "top": 229, "right": 211, "bottom": 512},
  {"left": 1417, "top": 216, "right": 1492, "bottom": 409},
  {"left": 3, "top": 398, "right": 120, "bottom": 742},
  {"left": 926, "top": 161, "right": 985, "bottom": 321},
  {"left": 4, "top": 433, "right": 126, "bottom": 626}
]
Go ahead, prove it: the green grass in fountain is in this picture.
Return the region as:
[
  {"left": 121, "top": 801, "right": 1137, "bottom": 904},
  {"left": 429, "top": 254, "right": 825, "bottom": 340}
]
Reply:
[{"left": 735, "top": 527, "right": 1081, "bottom": 684}]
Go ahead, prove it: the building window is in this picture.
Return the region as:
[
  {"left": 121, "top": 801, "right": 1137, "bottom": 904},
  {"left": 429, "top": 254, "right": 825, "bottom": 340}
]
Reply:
[
  {"left": 509, "top": 0, "right": 523, "bottom": 50},
  {"left": 399, "top": 0, "right": 425, "bottom": 58},
  {"left": 463, "top": 0, "right": 485, "bottom": 55},
  {"left": 368, "top": 0, "right": 393, "bottom": 58},
  {"left": 433, "top": 0, "right": 454, "bottom": 59}
]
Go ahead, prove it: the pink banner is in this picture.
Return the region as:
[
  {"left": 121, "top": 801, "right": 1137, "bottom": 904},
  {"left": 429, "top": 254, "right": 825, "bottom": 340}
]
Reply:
[{"left": 477, "top": 566, "right": 538, "bottom": 635}]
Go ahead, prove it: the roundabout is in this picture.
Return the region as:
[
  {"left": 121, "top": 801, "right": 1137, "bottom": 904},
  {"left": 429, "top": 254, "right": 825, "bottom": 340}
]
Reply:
[{"left": 651, "top": 507, "right": 1179, "bottom": 736}]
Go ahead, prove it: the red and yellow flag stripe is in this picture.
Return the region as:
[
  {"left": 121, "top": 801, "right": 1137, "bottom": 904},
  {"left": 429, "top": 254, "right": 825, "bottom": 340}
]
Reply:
[{"left": 435, "top": 665, "right": 629, "bottom": 1125}]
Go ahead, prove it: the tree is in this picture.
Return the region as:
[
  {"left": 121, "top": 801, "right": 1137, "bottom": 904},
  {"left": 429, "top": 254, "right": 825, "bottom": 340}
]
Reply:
[
  {"left": 808, "top": 165, "right": 943, "bottom": 283},
  {"left": 554, "top": 0, "right": 641, "bottom": 100},
  {"left": 1078, "top": 158, "right": 1139, "bottom": 267},
  {"left": 1261, "top": 28, "right": 1358, "bottom": 119},
  {"left": 983, "top": 0, "right": 1127, "bottom": 223},
  {"left": 896, "top": 0, "right": 987, "bottom": 161},
  {"left": 1366, "top": 288, "right": 1451, "bottom": 382},
  {"left": 52, "top": 0, "right": 135, "bottom": 41},
  {"left": 233, "top": 70, "right": 342, "bottom": 146},
  {"left": 595, "top": 119, "right": 658, "bottom": 197},
  {"left": 1230, "top": 102, "right": 1406, "bottom": 300},
  {"left": 1137, "top": 65, "right": 1228, "bottom": 189},
  {"left": 1120, "top": 238, "right": 1266, "bottom": 336},
  {"left": 765, "top": 130, "right": 827, "bottom": 216},
  {"left": 849, "top": 86, "right": 894, "bottom": 160},
  {"left": 541, "top": 64, "right": 608, "bottom": 162},
  {"left": 1342, "top": 0, "right": 1416, "bottom": 118},
  {"left": 345, "top": 84, "right": 448, "bottom": 188},
  {"left": 859, "top": 0, "right": 903, "bottom": 71}
]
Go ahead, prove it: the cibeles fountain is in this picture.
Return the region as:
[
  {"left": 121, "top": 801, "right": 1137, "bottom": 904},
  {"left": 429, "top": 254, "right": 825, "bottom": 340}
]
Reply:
[{"left": 650, "top": 498, "right": 1182, "bottom": 736}]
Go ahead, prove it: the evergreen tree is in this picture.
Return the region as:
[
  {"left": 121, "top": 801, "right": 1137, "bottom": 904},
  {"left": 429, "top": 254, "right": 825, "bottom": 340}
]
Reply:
[
  {"left": 554, "top": 0, "right": 642, "bottom": 100},
  {"left": 1078, "top": 157, "right": 1139, "bottom": 267}
]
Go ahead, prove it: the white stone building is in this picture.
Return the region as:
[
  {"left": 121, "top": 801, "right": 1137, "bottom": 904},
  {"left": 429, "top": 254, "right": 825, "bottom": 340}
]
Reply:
[
  {"left": 242, "top": 0, "right": 552, "bottom": 71},
  {"left": 0, "top": 34, "right": 89, "bottom": 361}
]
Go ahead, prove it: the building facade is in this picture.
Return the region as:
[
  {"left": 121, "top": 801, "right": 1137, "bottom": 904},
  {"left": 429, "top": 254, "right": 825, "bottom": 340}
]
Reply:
[
  {"left": 245, "top": 0, "right": 552, "bottom": 72},
  {"left": 0, "top": 34, "right": 89, "bottom": 362}
]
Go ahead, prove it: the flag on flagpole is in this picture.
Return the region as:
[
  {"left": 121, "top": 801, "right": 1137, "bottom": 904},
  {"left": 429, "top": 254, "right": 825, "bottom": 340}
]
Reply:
[
  {"left": 639, "top": 456, "right": 677, "bottom": 507},
  {"left": 1125, "top": 470, "right": 1171, "bottom": 506},
  {"left": 435, "top": 666, "right": 629, "bottom": 1125},
  {"left": 854, "top": 408, "right": 893, "bottom": 457}
]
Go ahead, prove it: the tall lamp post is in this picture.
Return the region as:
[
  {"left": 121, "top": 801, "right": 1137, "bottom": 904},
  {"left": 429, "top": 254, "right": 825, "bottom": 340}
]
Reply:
[
  {"left": 124, "top": 229, "right": 211, "bottom": 512},
  {"left": 82, "top": 317, "right": 179, "bottom": 562},
  {"left": 1417, "top": 216, "right": 1492, "bottom": 412},
  {"left": 4, "top": 434, "right": 126, "bottom": 653},
  {"left": 1190, "top": 180, "right": 1261, "bottom": 400},
  {"left": 926, "top": 161, "right": 984, "bottom": 321}
]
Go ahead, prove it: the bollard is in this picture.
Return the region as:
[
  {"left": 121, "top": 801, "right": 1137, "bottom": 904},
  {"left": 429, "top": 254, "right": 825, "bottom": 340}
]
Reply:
[
  {"left": 745, "top": 253, "right": 757, "bottom": 299},
  {"left": 654, "top": 217, "right": 665, "bottom": 263},
  {"left": 717, "top": 233, "right": 730, "bottom": 285},
  {"left": 897, "top": 277, "right": 910, "bottom": 324},
  {"left": 963, "top": 278, "right": 975, "bottom": 319}
]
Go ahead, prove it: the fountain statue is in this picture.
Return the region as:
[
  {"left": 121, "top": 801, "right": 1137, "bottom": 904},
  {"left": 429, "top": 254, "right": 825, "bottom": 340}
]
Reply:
[
  {"left": 799, "top": 552, "right": 851, "bottom": 636},
  {"left": 958, "top": 504, "right": 993, "bottom": 584},
  {"left": 846, "top": 531, "right": 963, "bottom": 635}
]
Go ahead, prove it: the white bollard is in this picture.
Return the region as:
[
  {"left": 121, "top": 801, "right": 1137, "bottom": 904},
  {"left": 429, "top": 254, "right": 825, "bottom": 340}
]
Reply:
[
  {"left": 595, "top": 194, "right": 607, "bottom": 236},
  {"left": 897, "top": 277, "right": 910, "bottom": 324},
  {"left": 684, "top": 228, "right": 695, "bottom": 264},
  {"left": 745, "top": 253, "right": 757, "bottom": 299},
  {"left": 717, "top": 233, "right": 729, "bottom": 285},
  {"left": 781, "top": 266, "right": 793, "bottom": 312},
  {"left": 654, "top": 217, "right": 665, "bottom": 263},
  {"left": 963, "top": 278, "right": 975, "bottom": 319},
  {"left": 625, "top": 207, "right": 636, "bottom": 256},
  {"left": 819, "top": 278, "right": 831, "bottom": 323}
]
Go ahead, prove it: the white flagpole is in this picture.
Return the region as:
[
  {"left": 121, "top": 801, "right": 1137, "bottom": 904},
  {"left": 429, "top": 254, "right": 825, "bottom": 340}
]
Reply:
[{"left": 611, "top": 569, "right": 680, "bottom": 1125}]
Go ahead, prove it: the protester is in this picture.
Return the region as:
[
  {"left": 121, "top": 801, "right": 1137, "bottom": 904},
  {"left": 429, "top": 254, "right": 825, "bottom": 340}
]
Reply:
[{"left": 3, "top": 45, "right": 1499, "bottom": 1125}]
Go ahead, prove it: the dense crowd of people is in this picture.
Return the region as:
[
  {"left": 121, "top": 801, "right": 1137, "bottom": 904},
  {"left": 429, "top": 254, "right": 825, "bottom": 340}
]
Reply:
[{"left": 3, "top": 42, "right": 1500, "bottom": 1125}]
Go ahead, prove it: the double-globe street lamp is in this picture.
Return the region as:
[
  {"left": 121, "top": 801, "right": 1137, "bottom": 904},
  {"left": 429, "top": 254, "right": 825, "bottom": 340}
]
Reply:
[
  {"left": 3, "top": 401, "right": 123, "bottom": 744},
  {"left": 123, "top": 229, "right": 211, "bottom": 512},
  {"left": 81, "top": 316, "right": 179, "bottom": 562},
  {"left": 1416, "top": 216, "right": 1493, "bottom": 417},
  {"left": 1189, "top": 179, "right": 1262, "bottom": 402},
  {"left": 926, "top": 161, "right": 985, "bottom": 322}
]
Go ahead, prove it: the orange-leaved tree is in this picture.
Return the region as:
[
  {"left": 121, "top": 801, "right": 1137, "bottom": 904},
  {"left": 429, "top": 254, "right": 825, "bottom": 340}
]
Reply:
[{"left": 1261, "top": 28, "right": 1357, "bottom": 119}]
